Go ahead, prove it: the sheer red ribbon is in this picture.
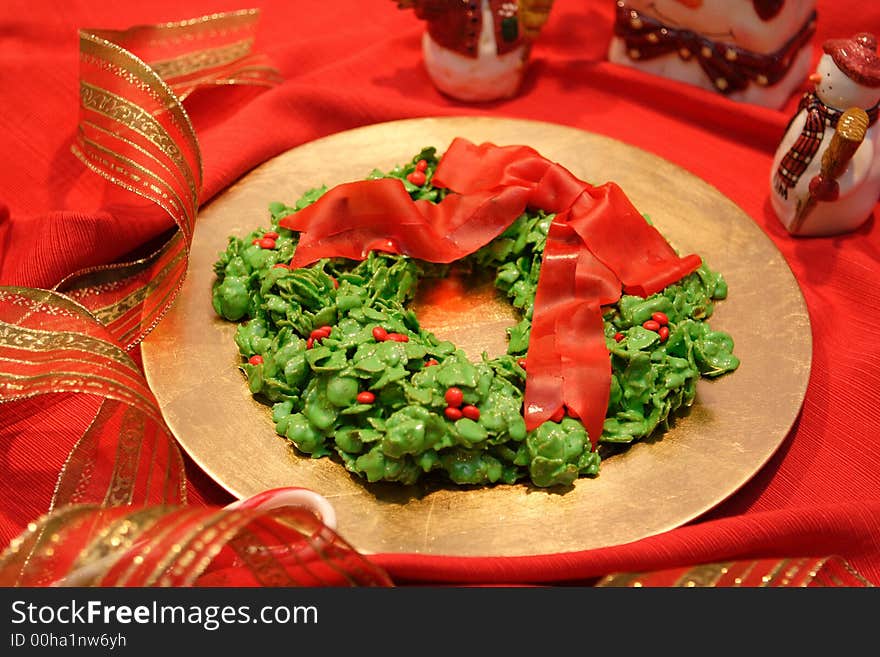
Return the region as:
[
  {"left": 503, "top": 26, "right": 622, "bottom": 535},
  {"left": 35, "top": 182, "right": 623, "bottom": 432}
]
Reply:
[{"left": 282, "top": 137, "right": 702, "bottom": 445}]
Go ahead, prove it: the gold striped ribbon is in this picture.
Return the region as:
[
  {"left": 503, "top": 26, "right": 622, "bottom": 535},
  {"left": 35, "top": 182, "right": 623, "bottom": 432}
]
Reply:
[
  {"left": 0, "top": 10, "right": 390, "bottom": 587},
  {"left": 596, "top": 556, "right": 874, "bottom": 587},
  {"left": 60, "top": 9, "right": 280, "bottom": 352}
]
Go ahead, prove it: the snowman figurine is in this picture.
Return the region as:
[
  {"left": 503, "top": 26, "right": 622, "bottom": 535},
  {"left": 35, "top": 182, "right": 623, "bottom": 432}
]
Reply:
[
  {"left": 394, "top": 0, "right": 554, "bottom": 102},
  {"left": 770, "top": 33, "right": 880, "bottom": 236},
  {"left": 608, "top": 0, "right": 818, "bottom": 109}
]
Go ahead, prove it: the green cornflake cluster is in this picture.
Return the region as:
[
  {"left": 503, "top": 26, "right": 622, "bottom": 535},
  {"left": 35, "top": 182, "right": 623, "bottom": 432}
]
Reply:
[{"left": 212, "top": 147, "right": 740, "bottom": 488}]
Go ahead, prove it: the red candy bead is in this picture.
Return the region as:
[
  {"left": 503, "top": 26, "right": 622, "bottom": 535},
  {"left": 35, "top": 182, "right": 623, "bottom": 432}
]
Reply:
[
  {"left": 388, "top": 333, "right": 409, "bottom": 342},
  {"left": 517, "top": 358, "right": 527, "bottom": 369},
  {"left": 406, "top": 170, "right": 426, "bottom": 186},
  {"left": 424, "top": 359, "right": 439, "bottom": 367},
  {"left": 550, "top": 407, "right": 565, "bottom": 423},
  {"left": 614, "top": 332, "right": 624, "bottom": 343},
  {"left": 415, "top": 159, "right": 428, "bottom": 172},
  {"left": 462, "top": 405, "right": 480, "bottom": 421},
  {"left": 258, "top": 237, "right": 276, "bottom": 249},
  {"left": 251, "top": 238, "right": 260, "bottom": 245},
  {"left": 658, "top": 326, "right": 670, "bottom": 342},
  {"left": 642, "top": 320, "right": 660, "bottom": 332},
  {"left": 445, "top": 387, "right": 464, "bottom": 408},
  {"left": 357, "top": 391, "right": 375, "bottom": 404},
  {"left": 248, "top": 355, "right": 263, "bottom": 365},
  {"left": 444, "top": 407, "right": 463, "bottom": 421},
  {"left": 652, "top": 312, "right": 669, "bottom": 326},
  {"left": 372, "top": 326, "right": 388, "bottom": 341},
  {"left": 263, "top": 231, "right": 279, "bottom": 240}
]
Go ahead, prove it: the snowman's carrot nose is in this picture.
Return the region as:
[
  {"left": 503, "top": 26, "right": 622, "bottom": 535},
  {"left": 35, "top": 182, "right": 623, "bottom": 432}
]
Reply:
[{"left": 809, "top": 72, "right": 823, "bottom": 84}]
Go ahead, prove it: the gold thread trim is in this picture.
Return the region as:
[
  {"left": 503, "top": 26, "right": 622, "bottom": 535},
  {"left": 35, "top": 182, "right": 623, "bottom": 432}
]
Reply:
[
  {"left": 151, "top": 38, "right": 254, "bottom": 80},
  {"left": 68, "top": 507, "right": 169, "bottom": 585},
  {"left": 79, "top": 80, "right": 195, "bottom": 198},
  {"left": 111, "top": 509, "right": 190, "bottom": 586},
  {"left": 91, "top": 246, "right": 187, "bottom": 329},
  {"left": 103, "top": 405, "right": 146, "bottom": 507},
  {"left": 0, "top": 371, "right": 162, "bottom": 423},
  {"left": 78, "top": 33, "right": 202, "bottom": 184},
  {"left": 732, "top": 559, "right": 759, "bottom": 586},
  {"left": 673, "top": 562, "right": 732, "bottom": 587},
  {"left": 55, "top": 229, "right": 179, "bottom": 296},
  {"left": 143, "top": 510, "right": 241, "bottom": 586},
  {"left": 76, "top": 131, "right": 192, "bottom": 230},
  {"left": 79, "top": 121, "right": 197, "bottom": 215},
  {"left": 172, "top": 65, "right": 282, "bottom": 99},
  {"left": 760, "top": 559, "right": 790, "bottom": 587},
  {"left": 594, "top": 571, "right": 646, "bottom": 587},
  {"left": 74, "top": 124, "right": 191, "bottom": 235},
  {"left": 88, "top": 9, "right": 260, "bottom": 52},
  {"left": 52, "top": 399, "right": 118, "bottom": 510},
  {"left": 0, "top": 321, "right": 139, "bottom": 372},
  {"left": 839, "top": 559, "right": 875, "bottom": 587}
]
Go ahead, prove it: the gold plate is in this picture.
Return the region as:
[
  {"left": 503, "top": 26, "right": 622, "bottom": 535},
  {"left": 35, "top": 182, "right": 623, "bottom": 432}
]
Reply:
[{"left": 141, "top": 117, "right": 811, "bottom": 557}]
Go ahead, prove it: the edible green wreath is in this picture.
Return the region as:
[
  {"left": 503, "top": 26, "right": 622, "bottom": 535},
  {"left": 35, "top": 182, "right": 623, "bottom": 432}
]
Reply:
[{"left": 212, "top": 146, "right": 739, "bottom": 488}]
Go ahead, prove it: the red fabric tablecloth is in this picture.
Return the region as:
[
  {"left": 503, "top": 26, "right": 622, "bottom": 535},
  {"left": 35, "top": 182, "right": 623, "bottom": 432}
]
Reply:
[{"left": 1, "top": 0, "right": 879, "bottom": 585}]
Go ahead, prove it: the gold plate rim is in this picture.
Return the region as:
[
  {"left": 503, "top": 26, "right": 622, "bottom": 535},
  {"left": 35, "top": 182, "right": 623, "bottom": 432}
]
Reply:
[{"left": 142, "top": 116, "right": 811, "bottom": 557}]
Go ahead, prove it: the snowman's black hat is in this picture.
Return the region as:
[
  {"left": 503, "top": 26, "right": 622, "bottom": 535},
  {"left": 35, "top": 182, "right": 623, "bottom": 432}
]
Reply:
[{"left": 823, "top": 33, "right": 880, "bottom": 88}]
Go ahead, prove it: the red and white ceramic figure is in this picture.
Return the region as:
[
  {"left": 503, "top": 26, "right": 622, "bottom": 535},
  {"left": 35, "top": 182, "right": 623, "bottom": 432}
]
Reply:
[
  {"left": 395, "top": 0, "right": 554, "bottom": 102},
  {"left": 608, "top": 0, "right": 818, "bottom": 109},
  {"left": 770, "top": 33, "right": 880, "bottom": 236}
]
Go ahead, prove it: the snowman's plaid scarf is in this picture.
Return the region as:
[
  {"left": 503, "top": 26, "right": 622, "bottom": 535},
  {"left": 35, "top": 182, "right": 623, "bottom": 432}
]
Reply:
[{"left": 773, "top": 92, "right": 879, "bottom": 199}]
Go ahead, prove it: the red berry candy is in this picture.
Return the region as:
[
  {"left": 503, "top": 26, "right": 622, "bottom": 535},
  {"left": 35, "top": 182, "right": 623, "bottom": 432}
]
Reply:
[
  {"left": 372, "top": 326, "right": 388, "bottom": 341},
  {"left": 388, "top": 333, "right": 409, "bottom": 343},
  {"left": 306, "top": 337, "right": 314, "bottom": 349},
  {"left": 248, "top": 355, "right": 263, "bottom": 365},
  {"left": 406, "top": 170, "right": 426, "bottom": 186},
  {"left": 310, "top": 326, "right": 331, "bottom": 340},
  {"left": 258, "top": 237, "right": 276, "bottom": 249},
  {"left": 550, "top": 407, "right": 565, "bottom": 423},
  {"left": 263, "top": 231, "right": 279, "bottom": 240},
  {"left": 424, "top": 359, "right": 439, "bottom": 367},
  {"left": 357, "top": 391, "right": 375, "bottom": 404},
  {"left": 517, "top": 358, "right": 527, "bottom": 369},
  {"left": 445, "top": 387, "right": 464, "bottom": 408},
  {"left": 462, "top": 405, "right": 480, "bottom": 421},
  {"left": 415, "top": 159, "right": 428, "bottom": 172},
  {"left": 642, "top": 319, "right": 660, "bottom": 332},
  {"left": 444, "top": 407, "right": 463, "bottom": 421},
  {"left": 658, "top": 326, "right": 670, "bottom": 342},
  {"left": 652, "top": 312, "right": 669, "bottom": 326},
  {"left": 251, "top": 238, "right": 260, "bottom": 245},
  {"left": 614, "top": 332, "right": 624, "bottom": 343},
  {"left": 316, "top": 325, "right": 332, "bottom": 337}
]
